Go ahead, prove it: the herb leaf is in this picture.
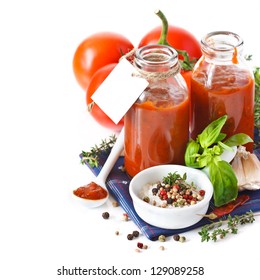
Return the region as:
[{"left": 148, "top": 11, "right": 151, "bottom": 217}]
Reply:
[
  {"left": 198, "top": 211, "right": 256, "bottom": 242},
  {"left": 208, "top": 160, "right": 238, "bottom": 207},
  {"left": 184, "top": 115, "right": 253, "bottom": 206},
  {"left": 184, "top": 139, "right": 201, "bottom": 168},
  {"left": 162, "top": 172, "right": 187, "bottom": 185},
  {"left": 80, "top": 134, "right": 117, "bottom": 167},
  {"left": 197, "top": 115, "right": 227, "bottom": 148},
  {"left": 224, "top": 133, "right": 253, "bottom": 147}
]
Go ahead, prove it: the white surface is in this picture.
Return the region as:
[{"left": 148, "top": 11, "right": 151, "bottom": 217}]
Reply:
[
  {"left": 129, "top": 165, "right": 213, "bottom": 229},
  {"left": 1, "top": 0, "right": 260, "bottom": 279}
]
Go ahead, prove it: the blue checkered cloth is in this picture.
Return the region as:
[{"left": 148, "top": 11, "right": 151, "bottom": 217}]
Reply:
[{"left": 83, "top": 128, "right": 260, "bottom": 240}]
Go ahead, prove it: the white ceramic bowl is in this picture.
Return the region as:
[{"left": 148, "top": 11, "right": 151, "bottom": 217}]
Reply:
[{"left": 129, "top": 165, "right": 214, "bottom": 229}]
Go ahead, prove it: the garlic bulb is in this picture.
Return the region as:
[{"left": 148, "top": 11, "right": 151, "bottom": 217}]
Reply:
[{"left": 231, "top": 146, "right": 260, "bottom": 191}]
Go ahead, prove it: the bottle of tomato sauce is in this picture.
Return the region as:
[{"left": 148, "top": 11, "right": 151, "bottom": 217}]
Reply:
[
  {"left": 124, "top": 45, "right": 189, "bottom": 177},
  {"left": 190, "top": 31, "right": 255, "bottom": 152}
]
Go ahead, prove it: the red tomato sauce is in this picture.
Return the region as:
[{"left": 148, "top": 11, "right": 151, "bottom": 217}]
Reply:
[
  {"left": 73, "top": 182, "right": 108, "bottom": 200},
  {"left": 124, "top": 97, "right": 190, "bottom": 177},
  {"left": 190, "top": 63, "right": 254, "bottom": 152}
]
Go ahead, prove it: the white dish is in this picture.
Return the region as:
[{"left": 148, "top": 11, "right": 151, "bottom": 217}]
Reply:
[
  {"left": 129, "top": 165, "right": 214, "bottom": 229},
  {"left": 220, "top": 146, "right": 237, "bottom": 163}
]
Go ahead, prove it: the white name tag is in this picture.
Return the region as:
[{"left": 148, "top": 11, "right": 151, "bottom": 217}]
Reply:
[{"left": 91, "top": 58, "right": 149, "bottom": 124}]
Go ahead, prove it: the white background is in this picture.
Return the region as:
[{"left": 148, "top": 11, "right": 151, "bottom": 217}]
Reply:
[{"left": 1, "top": 0, "right": 260, "bottom": 279}]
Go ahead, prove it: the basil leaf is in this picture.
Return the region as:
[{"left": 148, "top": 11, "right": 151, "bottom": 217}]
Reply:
[
  {"left": 208, "top": 160, "right": 238, "bottom": 207},
  {"left": 224, "top": 133, "right": 253, "bottom": 147},
  {"left": 198, "top": 115, "right": 227, "bottom": 148},
  {"left": 217, "top": 141, "right": 234, "bottom": 152},
  {"left": 196, "top": 153, "right": 212, "bottom": 168},
  {"left": 184, "top": 140, "right": 200, "bottom": 168},
  {"left": 215, "top": 132, "right": 227, "bottom": 142}
]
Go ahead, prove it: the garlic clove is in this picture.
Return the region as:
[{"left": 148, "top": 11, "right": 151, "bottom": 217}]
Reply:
[
  {"left": 231, "top": 146, "right": 260, "bottom": 191},
  {"left": 242, "top": 152, "right": 260, "bottom": 187},
  {"left": 231, "top": 154, "right": 247, "bottom": 188}
]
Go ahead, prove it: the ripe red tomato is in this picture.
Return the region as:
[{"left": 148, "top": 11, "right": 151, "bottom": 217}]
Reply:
[
  {"left": 73, "top": 32, "right": 134, "bottom": 91},
  {"left": 139, "top": 23, "right": 201, "bottom": 93},
  {"left": 181, "top": 70, "right": 192, "bottom": 93},
  {"left": 138, "top": 25, "right": 202, "bottom": 61},
  {"left": 86, "top": 63, "right": 124, "bottom": 131}
]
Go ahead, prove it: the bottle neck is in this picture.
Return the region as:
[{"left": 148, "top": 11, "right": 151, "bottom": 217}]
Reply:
[
  {"left": 201, "top": 31, "right": 244, "bottom": 63},
  {"left": 134, "top": 44, "right": 180, "bottom": 80}
]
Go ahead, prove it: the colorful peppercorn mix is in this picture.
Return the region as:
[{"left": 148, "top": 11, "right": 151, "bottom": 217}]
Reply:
[{"left": 142, "top": 172, "right": 206, "bottom": 208}]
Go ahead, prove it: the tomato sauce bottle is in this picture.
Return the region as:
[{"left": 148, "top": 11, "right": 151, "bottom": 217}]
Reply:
[
  {"left": 190, "top": 31, "right": 255, "bottom": 151},
  {"left": 124, "top": 45, "right": 189, "bottom": 177}
]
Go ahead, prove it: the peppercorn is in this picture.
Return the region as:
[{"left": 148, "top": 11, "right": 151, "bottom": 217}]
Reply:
[
  {"left": 199, "top": 189, "right": 205, "bottom": 196},
  {"left": 137, "top": 242, "right": 143, "bottom": 249},
  {"left": 115, "top": 230, "right": 119, "bottom": 236},
  {"left": 166, "top": 197, "right": 173, "bottom": 205},
  {"left": 158, "top": 235, "right": 166, "bottom": 242},
  {"left": 132, "top": 230, "right": 139, "bottom": 238},
  {"left": 173, "top": 234, "right": 180, "bottom": 241},
  {"left": 159, "top": 245, "right": 165, "bottom": 251},
  {"left": 122, "top": 213, "right": 129, "bottom": 221},
  {"left": 143, "top": 196, "right": 150, "bottom": 203},
  {"left": 179, "top": 236, "right": 186, "bottom": 243},
  {"left": 102, "top": 212, "right": 109, "bottom": 219},
  {"left": 152, "top": 188, "right": 158, "bottom": 195},
  {"left": 112, "top": 201, "right": 119, "bottom": 207},
  {"left": 127, "top": 234, "right": 134, "bottom": 240}
]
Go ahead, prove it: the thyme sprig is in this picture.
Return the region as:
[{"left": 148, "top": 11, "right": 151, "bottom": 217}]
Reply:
[
  {"left": 162, "top": 171, "right": 187, "bottom": 186},
  {"left": 198, "top": 211, "right": 257, "bottom": 242},
  {"left": 80, "top": 135, "right": 117, "bottom": 167},
  {"left": 245, "top": 55, "right": 260, "bottom": 139}
]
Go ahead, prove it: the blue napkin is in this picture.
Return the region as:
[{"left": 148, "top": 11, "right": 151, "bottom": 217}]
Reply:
[{"left": 82, "top": 128, "right": 260, "bottom": 240}]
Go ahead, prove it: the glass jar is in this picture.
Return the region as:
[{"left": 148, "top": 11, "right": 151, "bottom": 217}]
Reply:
[
  {"left": 124, "top": 44, "right": 189, "bottom": 177},
  {"left": 190, "top": 31, "right": 255, "bottom": 152}
]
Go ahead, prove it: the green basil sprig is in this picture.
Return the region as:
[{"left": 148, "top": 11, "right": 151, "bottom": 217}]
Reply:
[{"left": 185, "top": 115, "right": 253, "bottom": 207}]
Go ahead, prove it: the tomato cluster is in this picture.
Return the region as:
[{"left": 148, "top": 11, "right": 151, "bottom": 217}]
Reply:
[{"left": 73, "top": 10, "right": 202, "bottom": 131}]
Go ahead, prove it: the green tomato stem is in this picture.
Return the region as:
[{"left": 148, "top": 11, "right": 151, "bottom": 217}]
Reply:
[
  {"left": 155, "top": 9, "right": 170, "bottom": 46},
  {"left": 155, "top": 9, "right": 197, "bottom": 71}
]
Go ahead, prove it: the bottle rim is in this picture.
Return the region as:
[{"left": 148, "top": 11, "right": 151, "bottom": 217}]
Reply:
[
  {"left": 201, "top": 31, "right": 243, "bottom": 53},
  {"left": 135, "top": 44, "right": 178, "bottom": 68}
]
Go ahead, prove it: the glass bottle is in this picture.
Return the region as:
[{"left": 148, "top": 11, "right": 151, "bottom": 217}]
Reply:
[
  {"left": 124, "top": 44, "right": 189, "bottom": 177},
  {"left": 190, "top": 31, "right": 255, "bottom": 152}
]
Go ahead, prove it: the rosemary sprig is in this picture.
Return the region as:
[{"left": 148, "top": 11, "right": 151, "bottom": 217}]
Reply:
[
  {"left": 80, "top": 135, "right": 117, "bottom": 167},
  {"left": 198, "top": 211, "right": 256, "bottom": 242}
]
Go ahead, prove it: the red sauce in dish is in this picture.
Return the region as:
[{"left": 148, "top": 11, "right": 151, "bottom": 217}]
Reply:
[{"left": 73, "top": 182, "right": 108, "bottom": 200}]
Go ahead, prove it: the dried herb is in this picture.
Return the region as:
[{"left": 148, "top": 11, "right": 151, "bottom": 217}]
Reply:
[
  {"left": 254, "top": 67, "right": 260, "bottom": 133},
  {"left": 198, "top": 211, "right": 256, "bottom": 242},
  {"left": 80, "top": 134, "right": 117, "bottom": 167}
]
